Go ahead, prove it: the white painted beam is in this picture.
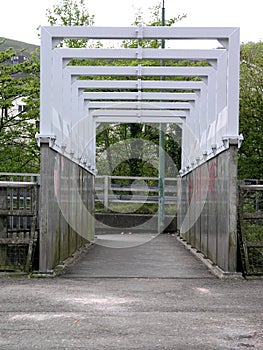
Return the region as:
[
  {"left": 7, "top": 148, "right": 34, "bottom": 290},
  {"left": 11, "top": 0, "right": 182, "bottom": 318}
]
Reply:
[{"left": 42, "top": 26, "right": 239, "bottom": 40}]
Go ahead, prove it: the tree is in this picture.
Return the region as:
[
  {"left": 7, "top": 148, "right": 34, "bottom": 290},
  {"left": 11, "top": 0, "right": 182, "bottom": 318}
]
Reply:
[
  {"left": 46, "top": 0, "right": 95, "bottom": 48},
  {"left": 122, "top": 3, "right": 186, "bottom": 49},
  {"left": 0, "top": 43, "right": 40, "bottom": 172},
  {"left": 96, "top": 3, "right": 185, "bottom": 178},
  {"left": 238, "top": 42, "right": 263, "bottom": 179}
]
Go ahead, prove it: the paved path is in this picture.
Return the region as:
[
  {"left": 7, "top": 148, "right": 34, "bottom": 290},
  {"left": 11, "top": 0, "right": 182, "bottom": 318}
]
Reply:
[
  {"left": 0, "top": 234, "right": 262, "bottom": 349},
  {"left": 64, "top": 234, "right": 215, "bottom": 279}
]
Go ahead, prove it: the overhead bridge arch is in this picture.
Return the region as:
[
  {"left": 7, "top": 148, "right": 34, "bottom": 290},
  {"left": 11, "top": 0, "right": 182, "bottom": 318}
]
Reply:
[{"left": 38, "top": 26, "right": 242, "bottom": 273}]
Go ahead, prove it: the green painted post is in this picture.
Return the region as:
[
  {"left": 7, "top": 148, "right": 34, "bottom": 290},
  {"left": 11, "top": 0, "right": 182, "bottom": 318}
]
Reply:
[
  {"left": 158, "top": 0, "right": 166, "bottom": 234},
  {"left": 158, "top": 124, "right": 165, "bottom": 234}
]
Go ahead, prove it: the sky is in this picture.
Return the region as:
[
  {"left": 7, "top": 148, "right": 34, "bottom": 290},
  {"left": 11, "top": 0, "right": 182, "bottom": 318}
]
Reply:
[{"left": 0, "top": 0, "right": 262, "bottom": 45}]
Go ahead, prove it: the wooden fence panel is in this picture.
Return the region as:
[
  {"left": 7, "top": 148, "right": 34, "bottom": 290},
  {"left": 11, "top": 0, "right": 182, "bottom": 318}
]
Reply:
[{"left": 0, "top": 181, "right": 38, "bottom": 272}]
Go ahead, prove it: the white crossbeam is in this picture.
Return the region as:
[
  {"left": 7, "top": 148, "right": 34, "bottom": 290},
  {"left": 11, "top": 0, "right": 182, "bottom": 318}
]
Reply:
[
  {"left": 81, "top": 92, "right": 197, "bottom": 101},
  {"left": 55, "top": 47, "right": 226, "bottom": 60},
  {"left": 42, "top": 26, "right": 239, "bottom": 40},
  {"left": 85, "top": 102, "right": 192, "bottom": 110},
  {"left": 91, "top": 109, "right": 188, "bottom": 117},
  {"left": 66, "top": 65, "right": 214, "bottom": 77},
  {"left": 94, "top": 116, "right": 184, "bottom": 124},
  {"left": 72, "top": 79, "right": 205, "bottom": 90}
]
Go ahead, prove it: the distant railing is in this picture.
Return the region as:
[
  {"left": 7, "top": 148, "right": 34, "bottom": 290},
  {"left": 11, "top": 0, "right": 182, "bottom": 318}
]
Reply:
[
  {"left": 0, "top": 174, "right": 39, "bottom": 272},
  {"left": 0, "top": 172, "right": 40, "bottom": 183},
  {"left": 95, "top": 175, "right": 178, "bottom": 211},
  {"left": 238, "top": 179, "right": 263, "bottom": 276}
]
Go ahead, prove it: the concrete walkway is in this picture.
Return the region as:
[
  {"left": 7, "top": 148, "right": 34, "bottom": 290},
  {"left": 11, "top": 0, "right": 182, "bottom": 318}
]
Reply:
[{"left": 0, "top": 234, "right": 262, "bottom": 349}]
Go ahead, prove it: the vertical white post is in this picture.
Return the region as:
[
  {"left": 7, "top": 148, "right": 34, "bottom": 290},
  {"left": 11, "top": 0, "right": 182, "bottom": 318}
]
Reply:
[
  {"left": 104, "top": 176, "right": 109, "bottom": 210},
  {"left": 40, "top": 28, "right": 53, "bottom": 135},
  {"left": 227, "top": 29, "right": 240, "bottom": 136}
]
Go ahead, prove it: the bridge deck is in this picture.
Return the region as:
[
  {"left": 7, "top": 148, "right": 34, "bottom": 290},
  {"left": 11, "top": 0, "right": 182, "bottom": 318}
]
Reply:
[{"left": 63, "top": 233, "right": 214, "bottom": 279}]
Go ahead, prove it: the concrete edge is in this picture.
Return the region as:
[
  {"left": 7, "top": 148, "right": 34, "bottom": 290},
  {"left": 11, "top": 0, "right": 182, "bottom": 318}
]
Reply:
[
  {"left": 30, "top": 242, "right": 94, "bottom": 278},
  {"left": 176, "top": 235, "right": 244, "bottom": 280}
]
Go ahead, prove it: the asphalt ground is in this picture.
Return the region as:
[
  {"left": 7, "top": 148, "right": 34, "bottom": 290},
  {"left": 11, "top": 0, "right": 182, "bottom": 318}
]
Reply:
[{"left": 0, "top": 234, "right": 262, "bottom": 349}]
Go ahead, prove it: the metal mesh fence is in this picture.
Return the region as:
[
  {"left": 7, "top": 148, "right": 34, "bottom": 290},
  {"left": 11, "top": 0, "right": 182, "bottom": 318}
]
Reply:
[{"left": 238, "top": 180, "right": 263, "bottom": 276}]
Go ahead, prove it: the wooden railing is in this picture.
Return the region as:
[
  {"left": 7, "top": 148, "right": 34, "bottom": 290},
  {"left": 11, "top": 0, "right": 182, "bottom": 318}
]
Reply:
[
  {"left": 0, "top": 174, "right": 39, "bottom": 272},
  {"left": 95, "top": 175, "right": 178, "bottom": 210},
  {"left": 0, "top": 172, "right": 40, "bottom": 183}
]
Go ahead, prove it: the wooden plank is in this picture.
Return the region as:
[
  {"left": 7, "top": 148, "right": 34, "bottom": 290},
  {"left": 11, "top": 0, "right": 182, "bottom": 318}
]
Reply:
[
  {"left": 25, "top": 220, "right": 37, "bottom": 273},
  {"left": 0, "top": 188, "right": 7, "bottom": 237},
  {"left": 0, "top": 238, "right": 31, "bottom": 244},
  {"left": 243, "top": 213, "right": 263, "bottom": 219},
  {"left": 0, "top": 187, "right": 7, "bottom": 266},
  {"left": 239, "top": 185, "right": 263, "bottom": 191},
  {"left": 0, "top": 210, "right": 34, "bottom": 216},
  {"left": 39, "top": 143, "right": 50, "bottom": 271},
  {"left": 227, "top": 144, "right": 239, "bottom": 272},
  {"left": 0, "top": 181, "right": 35, "bottom": 188},
  {"left": 245, "top": 241, "right": 263, "bottom": 248},
  {"left": 0, "top": 266, "right": 25, "bottom": 271}
]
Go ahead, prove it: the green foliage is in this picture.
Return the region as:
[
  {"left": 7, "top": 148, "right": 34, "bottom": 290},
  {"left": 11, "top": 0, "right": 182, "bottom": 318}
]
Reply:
[
  {"left": 96, "top": 123, "right": 181, "bottom": 178},
  {"left": 238, "top": 42, "right": 263, "bottom": 179},
  {"left": 96, "top": 123, "right": 159, "bottom": 178},
  {"left": 46, "top": 0, "right": 94, "bottom": 26},
  {"left": 46, "top": 0, "right": 95, "bottom": 48},
  {"left": 0, "top": 43, "right": 40, "bottom": 172},
  {"left": 95, "top": 200, "right": 176, "bottom": 215},
  {"left": 122, "top": 3, "right": 186, "bottom": 50},
  {"left": 95, "top": 201, "right": 159, "bottom": 215}
]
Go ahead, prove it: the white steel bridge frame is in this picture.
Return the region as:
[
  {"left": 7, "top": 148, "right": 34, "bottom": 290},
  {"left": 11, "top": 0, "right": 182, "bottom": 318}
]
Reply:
[{"left": 38, "top": 25, "right": 242, "bottom": 174}]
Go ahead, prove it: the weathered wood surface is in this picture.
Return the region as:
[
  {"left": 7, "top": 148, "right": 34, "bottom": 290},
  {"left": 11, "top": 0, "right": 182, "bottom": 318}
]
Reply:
[
  {"left": 177, "top": 144, "right": 239, "bottom": 272},
  {"left": 0, "top": 182, "right": 38, "bottom": 272},
  {"left": 39, "top": 143, "right": 94, "bottom": 272}
]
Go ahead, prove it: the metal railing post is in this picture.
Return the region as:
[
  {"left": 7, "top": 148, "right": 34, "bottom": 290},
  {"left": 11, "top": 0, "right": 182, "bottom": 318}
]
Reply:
[
  {"left": 104, "top": 175, "right": 109, "bottom": 210},
  {"left": 158, "top": 0, "right": 166, "bottom": 234}
]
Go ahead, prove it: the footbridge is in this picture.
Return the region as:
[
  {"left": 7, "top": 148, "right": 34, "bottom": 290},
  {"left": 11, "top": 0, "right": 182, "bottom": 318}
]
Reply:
[
  {"left": 1, "top": 26, "right": 250, "bottom": 276},
  {"left": 38, "top": 25, "right": 243, "bottom": 274}
]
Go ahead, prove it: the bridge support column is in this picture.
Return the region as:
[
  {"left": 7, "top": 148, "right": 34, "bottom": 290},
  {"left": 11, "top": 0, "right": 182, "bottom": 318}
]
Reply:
[{"left": 39, "top": 139, "right": 53, "bottom": 272}]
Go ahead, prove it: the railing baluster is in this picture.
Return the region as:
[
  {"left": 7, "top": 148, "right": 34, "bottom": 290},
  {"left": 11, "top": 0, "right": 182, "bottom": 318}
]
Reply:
[{"left": 104, "top": 176, "right": 109, "bottom": 210}]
